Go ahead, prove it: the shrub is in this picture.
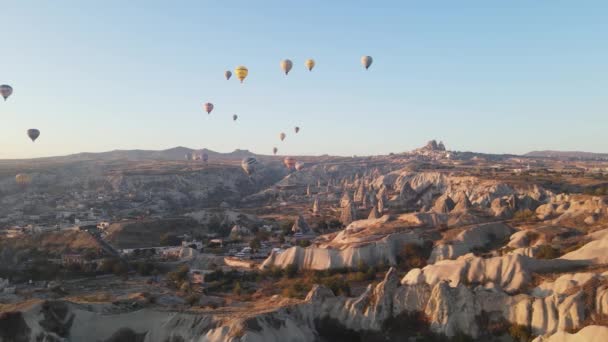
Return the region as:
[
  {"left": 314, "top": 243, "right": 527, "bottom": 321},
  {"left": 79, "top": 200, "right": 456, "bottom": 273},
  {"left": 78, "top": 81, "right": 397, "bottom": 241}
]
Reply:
[
  {"left": 320, "top": 275, "right": 350, "bottom": 296},
  {"left": 167, "top": 265, "right": 189, "bottom": 285},
  {"left": 160, "top": 233, "right": 181, "bottom": 246},
  {"left": 397, "top": 242, "right": 433, "bottom": 271},
  {"left": 508, "top": 323, "right": 532, "bottom": 342},
  {"left": 513, "top": 210, "right": 537, "bottom": 223},
  {"left": 297, "top": 240, "right": 311, "bottom": 248},
  {"left": 135, "top": 261, "right": 155, "bottom": 276},
  {"left": 249, "top": 238, "right": 261, "bottom": 251},
  {"left": 233, "top": 281, "right": 243, "bottom": 296},
  {"left": 284, "top": 264, "right": 298, "bottom": 278},
  {"left": 185, "top": 294, "right": 200, "bottom": 306},
  {"left": 536, "top": 245, "right": 560, "bottom": 259}
]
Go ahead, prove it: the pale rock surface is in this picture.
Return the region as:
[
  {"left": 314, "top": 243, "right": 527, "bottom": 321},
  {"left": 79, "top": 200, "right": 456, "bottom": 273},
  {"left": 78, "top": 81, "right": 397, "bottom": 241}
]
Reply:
[
  {"left": 428, "top": 222, "right": 514, "bottom": 263},
  {"left": 533, "top": 325, "right": 608, "bottom": 342}
]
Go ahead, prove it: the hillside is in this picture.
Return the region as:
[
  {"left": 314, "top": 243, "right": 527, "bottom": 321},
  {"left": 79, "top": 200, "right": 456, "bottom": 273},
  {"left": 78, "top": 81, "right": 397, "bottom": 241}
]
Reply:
[{"left": 526, "top": 150, "right": 608, "bottom": 160}]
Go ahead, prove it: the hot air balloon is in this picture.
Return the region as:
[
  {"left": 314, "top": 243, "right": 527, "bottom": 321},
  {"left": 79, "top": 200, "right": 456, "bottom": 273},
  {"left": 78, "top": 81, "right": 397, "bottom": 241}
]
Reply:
[
  {"left": 203, "top": 102, "right": 214, "bottom": 114},
  {"left": 295, "top": 161, "right": 305, "bottom": 171},
  {"left": 241, "top": 157, "right": 257, "bottom": 175},
  {"left": 361, "top": 56, "right": 373, "bottom": 70},
  {"left": 280, "top": 59, "right": 293, "bottom": 75},
  {"left": 202, "top": 152, "right": 209, "bottom": 163},
  {"left": 15, "top": 173, "right": 31, "bottom": 187},
  {"left": 294, "top": 126, "right": 300, "bottom": 134},
  {"left": 233, "top": 114, "right": 238, "bottom": 121},
  {"left": 0, "top": 85, "right": 13, "bottom": 101},
  {"left": 234, "top": 66, "right": 249, "bottom": 83},
  {"left": 279, "top": 132, "right": 286, "bottom": 141},
  {"left": 273, "top": 147, "right": 278, "bottom": 155},
  {"left": 224, "top": 70, "right": 232, "bottom": 80},
  {"left": 305, "top": 59, "right": 315, "bottom": 71},
  {"left": 283, "top": 157, "right": 296, "bottom": 170},
  {"left": 27, "top": 129, "right": 40, "bottom": 142}
]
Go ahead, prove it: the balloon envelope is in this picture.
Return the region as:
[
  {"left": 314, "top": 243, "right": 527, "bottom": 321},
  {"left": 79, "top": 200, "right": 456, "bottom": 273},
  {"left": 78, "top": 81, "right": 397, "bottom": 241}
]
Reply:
[
  {"left": 233, "top": 114, "right": 238, "bottom": 121},
  {"left": 27, "top": 129, "right": 40, "bottom": 142},
  {"left": 280, "top": 59, "right": 293, "bottom": 75},
  {"left": 294, "top": 126, "right": 300, "bottom": 134},
  {"left": 234, "top": 66, "right": 249, "bottom": 83},
  {"left": 279, "top": 132, "right": 286, "bottom": 141},
  {"left": 283, "top": 157, "right": 296, "bottom": 170},
  {"left": 0, "top": 85, "right": 13, "bottom": 101},
  {"left": 273, "top": 147, "right": 278, "bottom": 155},
  {"left": 305, "top": 59, "right": 315, "bottom": 71},
  {"left": 241, "top": 157, "right": 257, "bottom": 175},
  {"left": 15, "top": 173, "right": 31, "bottom": 187},
  {"left": 361, "top": 56, "right": 373, "bottom": 70},
  {"left": 224, "top": 70, "right": 232, "bottom": 80},
  {"left": 203, "top": 102, "right": 214, "bottom": 114}
]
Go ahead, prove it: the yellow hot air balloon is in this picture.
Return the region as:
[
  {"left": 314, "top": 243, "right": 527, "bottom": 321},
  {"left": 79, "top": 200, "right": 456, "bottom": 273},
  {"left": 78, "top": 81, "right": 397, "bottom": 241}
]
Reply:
[
  {"left": 305, "top": 59, "right": 315, "bottom": 71},
  {"left": 280, "top": 59, "right": 293, "bottom": 75},
  {"left": 15, "top": 173, "right": 32, "bottom": 187},
  {"left": 234, "top": 66, "right": 249, "bottom": 83}
]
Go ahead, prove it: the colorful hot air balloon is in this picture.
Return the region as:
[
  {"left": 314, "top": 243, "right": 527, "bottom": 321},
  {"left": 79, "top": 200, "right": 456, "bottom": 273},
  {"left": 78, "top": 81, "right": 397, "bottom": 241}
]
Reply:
[
  {"left": 225, "top": 70, "right": 232, "bottom": 80},
  {"left": 283, "top": 157, "right": 296, "bottom": 170},
  {"left": 305, "top": 59, "right": 315, "bottom": 71},
  {"left": 234, "top": 66, "right": 249, "bottom": 83},
  {"left": 15, "top": 173, "right": 31, "bottom": 187},
  {"left": 27, "top": 129, "right": 40, "bottom": 142},
  {"left": 233, "top": 114, "right": 238, "bottom": 121},
  {"left": 203, "top": 102, "right": 214, "bottom": 114},
  {"left": 241, "top": 157, "right": 257, "bottom": 175},
  {"left": 0, "top": 85, "right": 13, "bottom": 101},
  {"left": 295, "top": 161, "right": 305, "bottom": 171},
  {"left": 361, "top": 56, "right": 373, "bottom": 70},
  {"left": 279, "top": 132, "right": 286, "bottom": 141},
  {"left": 294, "top": 126, "right": 300, "bottom": 134},
  {"left": 273, "top": 147, "right": 278, "bottom": 155},
  {"left": 280, "top": 59, "right": 293, "bottom": 75}
]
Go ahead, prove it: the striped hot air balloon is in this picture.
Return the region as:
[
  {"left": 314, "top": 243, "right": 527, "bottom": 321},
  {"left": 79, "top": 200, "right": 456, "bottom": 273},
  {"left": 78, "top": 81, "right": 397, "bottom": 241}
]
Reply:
[{"left": 241, "top": 157, "right": 257, "bottom": 175}]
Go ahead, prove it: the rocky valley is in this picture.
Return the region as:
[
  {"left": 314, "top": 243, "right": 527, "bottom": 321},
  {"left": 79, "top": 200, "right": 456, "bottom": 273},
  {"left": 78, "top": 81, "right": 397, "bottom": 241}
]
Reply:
[{"left": 2, "top": 142, "right": 608, "bottom": 342}]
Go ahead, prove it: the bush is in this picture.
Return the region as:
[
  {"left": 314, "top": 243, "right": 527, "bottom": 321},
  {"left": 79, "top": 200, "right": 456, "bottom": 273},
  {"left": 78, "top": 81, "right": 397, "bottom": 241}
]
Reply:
[
  {"left": 135, "top": 261, "right": 155, "bottom": 276},
  {"left": 249, "top": 238, "right": 261, "bottom": 251},
  {"left": 280, "top": 220, "right": 294, "bottom": 235},
  {"left": 100, "top": 258, "right": 120, "bottom": 273},
  {"left": 320, "top": 275, "right": 350, "bottom": 296},
  {"left": 233, "top": 281, "right": 243, "bottom": 296},
  {"left": 508, "top": 323, "right": 532, "bottom": 342},
  {"left": 282, "top": 282, "right": 310, "bottom": 299},
  {"left": 185, "top": 294, "right": 200, "bottom": 306},
  {"left": 284, "top": 264, "right": 298, "bottom": 278},
  {"left": 160, "top": 233, "right": 181, "bottom": 246},
  {"left": 513, "top": 209, "right": 537, "bottom": 223},
  {"left": 167, "top": 265, "right": 189, "bottom": 285},
  {"left": 297, "top": 240, "right": 311, "bottom": 248},
  {"left": 397, "top": 242, "right": 433, "bottom": 271},
  {"left": 536, "top": 245, "right": 560, "bottom": 259}
]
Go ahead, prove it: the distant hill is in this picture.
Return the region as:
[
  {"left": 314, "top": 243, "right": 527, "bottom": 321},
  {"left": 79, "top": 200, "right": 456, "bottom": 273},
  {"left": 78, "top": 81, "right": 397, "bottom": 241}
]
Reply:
[
  {"left": 0, "top": 147, "right": 258, "bottom": 163},
  {"left": 525, "top": 150, "right": 608, "bottom": 160}
]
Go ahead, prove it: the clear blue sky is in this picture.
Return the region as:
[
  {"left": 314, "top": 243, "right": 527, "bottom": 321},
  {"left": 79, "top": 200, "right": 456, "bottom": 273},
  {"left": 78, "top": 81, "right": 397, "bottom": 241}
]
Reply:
[{"left": 1, "top": 1, "right": 607, "bottom": 158}]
